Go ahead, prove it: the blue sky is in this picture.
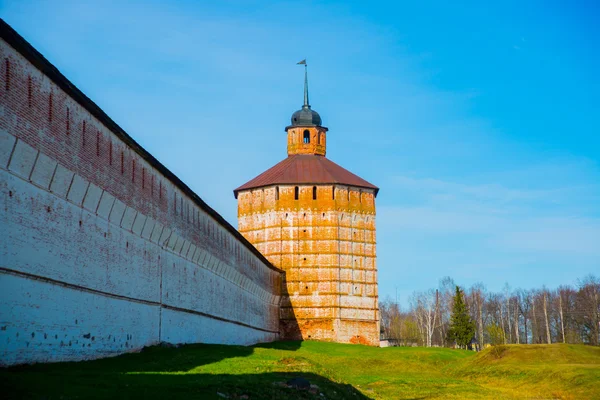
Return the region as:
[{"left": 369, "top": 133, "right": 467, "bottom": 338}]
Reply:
[{"left": 3, "top": 0, "right": 599, "bottom": 304}]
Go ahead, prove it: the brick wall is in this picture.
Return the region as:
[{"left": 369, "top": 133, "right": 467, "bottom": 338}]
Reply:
[
  {"left": 0, "top": 25, "right": 282, "bottom": 366},
  {"left": 237, "top": 184, "right": 379, "bottom": 346}
]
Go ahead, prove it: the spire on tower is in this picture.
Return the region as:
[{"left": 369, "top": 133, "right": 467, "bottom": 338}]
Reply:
[
  {"left": 303, "top": 63, "right": 309, "bottom": 107},
  {"left": 290, "top": 59, "right": 322, "bottom": 127},
  {"left": 297, "top": 59, "right": 309, "bottom": 108}
]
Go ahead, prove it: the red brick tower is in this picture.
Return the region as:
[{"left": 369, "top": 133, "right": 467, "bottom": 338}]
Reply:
[{"left": 234, "top": 65, "right": 379, "bottom": 345}]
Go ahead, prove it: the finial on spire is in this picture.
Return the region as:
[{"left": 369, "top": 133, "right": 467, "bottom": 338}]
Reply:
[{"left": 297, "top": 59, "right": 309, "bottom": 108}]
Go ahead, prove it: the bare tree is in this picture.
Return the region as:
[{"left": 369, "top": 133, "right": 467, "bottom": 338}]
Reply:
[
  {"left": 577, "top": 275, "right": 600, "bottom": 345},
  {"left": 437, "top": 276, "right": 456, "bottom": 346},
  {"left": 513, "top": 295, "right": 520, "bottom": 344},
  {"left": 379, "top": 297, "right": 397, "bottom": 339},
  {"left": 411, "top": 290, "right": 438, "bottom": 347},
  {"left": 517, "top": 290, "right": 532, "bottom": 344},
  {"left": 380, "top": 297, "right": 421, "bottom": 346},
  {"left": 469, "top": 283, "right": 486, "bottom": 349},
  {"left": 504, "top": 284, "right": 513, "bottom": 343},
  {"left": 562, "top": 286, "right": 581, "bottom": 343},
  {"left": 542, "top": 287, "right": 552, "bottom": 344},
  {"left": 556, "top": 286, "right": 569, "bottom": 343},
  {"left": 485, "top": 292, "right": 505, "bottom": 343},
  {"left": 531, "top": 290, "right": 540, "bottom": 344}
]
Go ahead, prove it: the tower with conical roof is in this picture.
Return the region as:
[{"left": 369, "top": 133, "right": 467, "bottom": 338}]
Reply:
[{"left": 234, "top": 65, "right": 379, "bottom": 345}]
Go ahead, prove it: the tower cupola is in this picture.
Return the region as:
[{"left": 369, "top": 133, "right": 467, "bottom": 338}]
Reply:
[
  {"left": 290, "top": 105, "right": 322, "bottom": 127},
  {"left": 286, "top": 61, "right": 328, "bottom": 156}
]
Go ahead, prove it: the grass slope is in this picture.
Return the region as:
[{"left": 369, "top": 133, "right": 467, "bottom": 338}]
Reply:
[
  {"left": 451, "top": 344, "right": 600, "bottom": 399},
  {"left": 2, "top": 341, "right": 599, "bottom": 399}
]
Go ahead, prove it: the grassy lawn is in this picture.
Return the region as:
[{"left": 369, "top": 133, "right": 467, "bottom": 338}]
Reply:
[{"left": 2, "top": 341, "right": 599, "bottom": 399}]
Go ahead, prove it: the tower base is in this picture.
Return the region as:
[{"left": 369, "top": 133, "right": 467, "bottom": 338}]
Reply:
[{"left": 280, "top": 318, "right": 379, "bottom": 346}]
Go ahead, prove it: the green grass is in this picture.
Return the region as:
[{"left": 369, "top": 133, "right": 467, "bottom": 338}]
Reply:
[{"left": 2, "top": 341, "right": 599, "bottom": 399}]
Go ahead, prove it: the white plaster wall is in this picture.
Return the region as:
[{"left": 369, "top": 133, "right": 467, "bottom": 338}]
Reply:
[
  {"left": 2, "top": 169, "right": 161, "bottom": 304},
  {"left": 160, "top": 249, "right": 277, "bottom": 332},
  {"left": 0, "top": 33, "right": 282, "bottom": 366},
  {"left": 0, "top": 274, "right": 160, "bottom": 365},
  {"left": 161, "top": 309, "right": 277, "bottom": 346},
  {"left": 0, "top": 130, "right": 280, "bottom": 366}
]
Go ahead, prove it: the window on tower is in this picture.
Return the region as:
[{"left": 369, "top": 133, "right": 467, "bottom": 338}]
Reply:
[
  {"left": 294, "top": 186, "right": 299, "bottom": 200},
  {"left": 313, "top": 186, "right": 317, "bottom": 200},
  {"left": 303, "top": 130, "right": 310, "bottom": 144}
]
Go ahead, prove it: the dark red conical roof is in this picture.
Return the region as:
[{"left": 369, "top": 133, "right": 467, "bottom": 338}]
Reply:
[{"left": 233, "top": 154, "right": 378, "bottom": 198}]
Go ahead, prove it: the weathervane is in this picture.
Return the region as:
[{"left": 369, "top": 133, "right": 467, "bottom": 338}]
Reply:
[{"left": 297, "top": 59, "right": 309, "bottom": 108}]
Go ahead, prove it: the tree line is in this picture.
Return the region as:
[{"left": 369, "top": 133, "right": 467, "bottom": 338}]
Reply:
[{"left": 380, "top": 274, "right": 600, "bottom": 348}]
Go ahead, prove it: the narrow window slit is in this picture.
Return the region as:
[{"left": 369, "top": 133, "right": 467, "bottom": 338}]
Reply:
[
  {"left": 48, "top": 92, "right": 53, "bottom": 122},
  {"left": 4, "top": 59, "right": 10, "bottom": 91},
  {"left": 82, "top": 121, "right": 86, "bottom": 146},
  {"left": 27, "top": 76, "right": 32, "bottom": 107}
]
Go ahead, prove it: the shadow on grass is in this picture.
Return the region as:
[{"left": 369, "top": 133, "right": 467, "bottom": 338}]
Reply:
[
  {"left": 2, "top": 341, "right": 371, "bottom": 399},
  {"left": 255, "top": 340, "right": 305, "bottom": 351},
  {"left": 4, "top": 371, "right": 370, "bottom": 399},
  {"left": 8, "top": 341, "right": 302, "bottom": 373}
]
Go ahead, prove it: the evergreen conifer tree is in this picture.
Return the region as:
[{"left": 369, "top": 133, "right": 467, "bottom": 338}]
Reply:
[{"left": 447, "top": 286, "right": 476, "bottom": 349}]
